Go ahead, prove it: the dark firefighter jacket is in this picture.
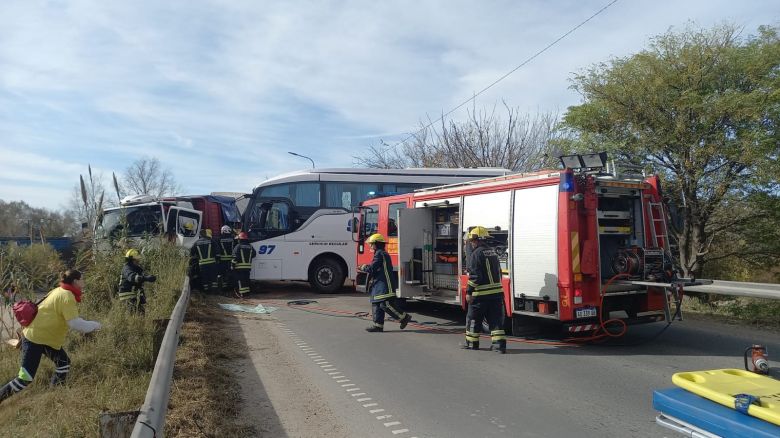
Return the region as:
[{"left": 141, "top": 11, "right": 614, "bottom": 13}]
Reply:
[
  {"left": 189, "top": 237, "right": 217, "bottom": 276},
  {"left": 119, "top": 262, "right": 149, "bottom": 300},
  {"left": 366, "top": 248, "right": 398, "bottom": 302},
  {"left": 232, "top": 242, "right": 257, "bottom": 271},
  {"left": 217, "top": 236, "right": 235, "bottom": 262},
  {"left": 466, "top": 245, "right": 503, "bottom": 301}
]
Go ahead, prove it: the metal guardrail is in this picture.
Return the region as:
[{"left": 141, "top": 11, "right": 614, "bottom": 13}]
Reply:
[
  {"left": 684, "top": 280, "right": 780, "bottom": 300},
  {"left": 131, "top": 277, "right": 191, "bottom": 438}
]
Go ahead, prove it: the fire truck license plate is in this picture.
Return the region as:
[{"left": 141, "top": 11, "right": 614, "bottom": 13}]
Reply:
[{"left": 575, "top": 307, "right": 597, "bottom": 318}]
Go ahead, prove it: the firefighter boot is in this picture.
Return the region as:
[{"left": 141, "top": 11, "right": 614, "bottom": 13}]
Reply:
[
  {"left": 490, "top": 341, "right": 507, "bottom": 354},
  {"left": 461, "top": 341, "right": 480, "bottom": 350},
  {"left": 399, "top": 314, "right": 412, "bottom": 330},
  {"left": 365, "top": 325, "right": 383, "bottom": 332}
]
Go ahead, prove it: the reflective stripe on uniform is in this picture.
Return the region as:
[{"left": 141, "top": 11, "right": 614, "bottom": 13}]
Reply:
[
  {"left": 491, "top": 330, "right": 506, "bottom": 341},
  {"left": 385, "top": 303, "right": 405, "bottom": 320},
  {"left": 118, "top": 291, "right": 139, "bottom": 301},
  {"left": 219, "top": 241, "right": 233, "bottom": 261},
  {"left": 373, "top": 292, "right": 395, "bottom": 301},
  {"left": 235, "top": 247, "right": 252, "bottom": 269},
  {"left": 471, "top": 283, "right": 503, "bottom": 296},
  {"left": 9, "top": 378, "right": 28, "bottom": 392},
  {"left": 17, "top": 367, "right": 32, "bottom": 382},
  {"left": 465, "top": 331, "right": 480, "bottom": 342},
  {"left": 197, "top": 244, "right": 216, "bottom": 265}
]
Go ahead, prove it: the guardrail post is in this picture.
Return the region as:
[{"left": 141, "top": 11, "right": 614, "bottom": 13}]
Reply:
[{"left": 152, "top": 318, "right": 170, "bottom": 361}]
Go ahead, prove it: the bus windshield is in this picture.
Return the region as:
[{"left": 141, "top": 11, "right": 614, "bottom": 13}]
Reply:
[{"left": 96, "top": 205, "right": 164, "bottom": 238}]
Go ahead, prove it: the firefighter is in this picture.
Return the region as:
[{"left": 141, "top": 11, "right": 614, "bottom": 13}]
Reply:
[
  {"left": 189, "top": 229, "right": 218, "bottom": 293},
  {"left": 359, "top": 233, "right": 412, "bottom": 332},
  {"left": 119, "top": 249, "right": 156, "bottom": 314},
  {"left": 463, "top": 226, "right": 506, "bottom": 353},
  {"left": 232, "top": 232, "right": 256, "bottom": 297},
  {"left": 217, "top": 225, "right": 236, "bottom": 293}
]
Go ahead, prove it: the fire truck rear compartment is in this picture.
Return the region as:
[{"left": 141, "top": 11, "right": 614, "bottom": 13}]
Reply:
[{"left": 596, "top": 187, "right": 667, "bottom": 320}]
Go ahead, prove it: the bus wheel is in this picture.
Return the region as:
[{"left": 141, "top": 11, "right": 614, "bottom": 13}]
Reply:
[{"left": 310, "top": 257, "right": 344, "bottom": 293}]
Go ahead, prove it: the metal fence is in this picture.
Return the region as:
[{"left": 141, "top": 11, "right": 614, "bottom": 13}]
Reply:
[
  {"left": 684, "top": 280, "right": 780, "bottom": 300},
  {"left": 130, "top": 277, "right": 191, "bottom": 438}
]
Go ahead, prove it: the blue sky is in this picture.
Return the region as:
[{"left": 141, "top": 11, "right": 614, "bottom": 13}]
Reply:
[{"left": 1, "top": 0, "right": 777, "bottom": 209}]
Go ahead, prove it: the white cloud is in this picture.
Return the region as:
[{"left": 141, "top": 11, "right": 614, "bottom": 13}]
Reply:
[{"left": 0, "top": 0, "right": 778, "bottom": 209}]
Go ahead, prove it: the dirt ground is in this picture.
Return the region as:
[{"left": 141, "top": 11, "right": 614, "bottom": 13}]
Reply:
[{"left": 229, "top": 311, "right": 351, "bottom": 437}]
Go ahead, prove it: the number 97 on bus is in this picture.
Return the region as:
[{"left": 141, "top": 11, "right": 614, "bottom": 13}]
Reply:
[{"left": 258, "top": 245, "right": 276, "bottom": 255}]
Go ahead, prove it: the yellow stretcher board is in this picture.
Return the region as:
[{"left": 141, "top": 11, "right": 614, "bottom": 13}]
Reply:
[{"left": 672, "top": 369, "right": 780, "bottom": 426}]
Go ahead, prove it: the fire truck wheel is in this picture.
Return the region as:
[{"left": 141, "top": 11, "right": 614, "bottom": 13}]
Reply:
[{"left": 310, "top": 257, "right": 345, "bottom": 293}]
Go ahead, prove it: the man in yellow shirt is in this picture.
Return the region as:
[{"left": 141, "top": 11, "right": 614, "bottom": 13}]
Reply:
[{"left": 0, "top": 270, "right": 101, "bottom": 404}]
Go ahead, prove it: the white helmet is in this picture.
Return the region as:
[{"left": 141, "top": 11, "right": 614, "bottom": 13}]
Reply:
[{"left": 220, "top": 225, "right": 232, "bottom": 234}]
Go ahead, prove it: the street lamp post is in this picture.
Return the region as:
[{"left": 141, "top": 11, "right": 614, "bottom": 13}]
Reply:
[{"left": 288, "top": 151, "right": 315, "bottom": 168}]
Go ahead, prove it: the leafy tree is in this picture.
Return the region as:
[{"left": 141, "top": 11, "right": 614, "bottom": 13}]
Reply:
[
  {"left": 356, "top": 103, "right": 561, "bottom": 171},
  {"left": 121, "top": 156, "right": 180, "bottom": 198},
  {"left": 561, "top": 23, "right": 780, "bottom": 277}
]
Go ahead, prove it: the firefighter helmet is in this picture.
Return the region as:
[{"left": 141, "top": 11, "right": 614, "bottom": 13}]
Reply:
[
  {"left": 125, "top": 248, "right": 141, "bottom": 259},
  {"left": 467, "top": 226, "right": 490, "bottom": 240},
  {"left": 221, "top": 225, "right": 232, "bottom": 235},
  {"left": 238, "top": 232, "right": 249, "bottom": 240},
  {"left": 182, "top": 222, "right": 194, "bottom": 231},
  {"left": 366, "top": 233, "right": 386, "bottom": 244}
]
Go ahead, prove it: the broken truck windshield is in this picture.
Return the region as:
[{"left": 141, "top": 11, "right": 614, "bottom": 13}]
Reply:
[{"left": 97, "top": 205, "right": 163, "bottom": 238}]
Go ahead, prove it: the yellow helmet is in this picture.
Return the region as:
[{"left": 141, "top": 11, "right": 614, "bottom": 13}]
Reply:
[
  {"left": 467, "top": 226, "right": 490, "bottom": 240},
  {"left": 366, "top": 233, "right": 386, "bottom": 244},
  {"left": 125, "top": 248, "right": 141, "bottom": 259},
  {"left": 183, "top": 222, "right": 194, "bottom": 231}
]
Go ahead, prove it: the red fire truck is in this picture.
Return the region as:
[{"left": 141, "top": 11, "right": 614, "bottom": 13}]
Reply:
[{"left": 355, "top": 153, "right": 686, "bottom": 335}]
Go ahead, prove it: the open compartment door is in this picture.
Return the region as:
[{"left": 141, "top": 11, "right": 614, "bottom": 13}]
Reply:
[
  {"left": 397, "top": 208, "right": 432, "bottom": 298},
  {"left": 167, "top": 207, "right": 202, "bottom": 248}
]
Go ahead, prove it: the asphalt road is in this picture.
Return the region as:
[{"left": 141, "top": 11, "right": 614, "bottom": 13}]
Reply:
[{"left": 232, "top": 284, "right": 780, "bottom": 438}]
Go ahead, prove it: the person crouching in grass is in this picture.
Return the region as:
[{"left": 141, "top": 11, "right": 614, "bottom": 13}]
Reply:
[{"left": 0, "top": 269, "right": 102, "bottom": 404}]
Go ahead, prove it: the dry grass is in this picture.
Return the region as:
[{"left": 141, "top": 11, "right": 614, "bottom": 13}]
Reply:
[
  {"left": 0, "top": 240, "right": 189, "bottom": 436},
  {"left": 682, "top": 295, "right": 780, "bottom": 329},
  {"left": 165, "top": 294, "right": 256, "bottom": 437}
]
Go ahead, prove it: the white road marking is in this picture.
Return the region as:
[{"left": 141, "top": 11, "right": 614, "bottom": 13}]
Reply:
[{"left": 278, "top": 325, "right": 416, "bottom": 436}]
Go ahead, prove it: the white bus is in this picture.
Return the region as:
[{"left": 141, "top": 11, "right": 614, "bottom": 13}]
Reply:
[{"left": 243, "top": 167, "right": 512, "bottom": 292}]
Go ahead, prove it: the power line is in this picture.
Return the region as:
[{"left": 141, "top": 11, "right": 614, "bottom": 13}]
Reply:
[{"left": 384, "top": 0, "right": 620, "bottom": 153}]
